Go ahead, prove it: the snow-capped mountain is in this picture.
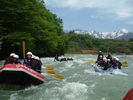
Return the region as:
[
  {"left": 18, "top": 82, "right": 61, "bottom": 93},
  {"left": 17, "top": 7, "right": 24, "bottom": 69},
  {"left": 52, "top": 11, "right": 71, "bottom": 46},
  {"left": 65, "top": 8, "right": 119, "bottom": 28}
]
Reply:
[
  {"left": 88, "top": 28, "right": 132, "bottom": 39},
  {"left": 67, "top": 28, "right": 133, "bottom": 40}
]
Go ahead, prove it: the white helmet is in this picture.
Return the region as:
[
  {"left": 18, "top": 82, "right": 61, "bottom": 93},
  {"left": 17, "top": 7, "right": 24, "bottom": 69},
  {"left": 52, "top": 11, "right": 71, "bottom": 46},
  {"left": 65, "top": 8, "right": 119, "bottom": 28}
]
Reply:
[
  {"left": 27, "top": 52, "right": 32, "bottom": 55},
  {"left": 107, "top": 59, "right": 110, "bottom": 61},
  {"left": 100, "top": 55, "right": 102, "bottom": 58},
  {"left": 99, "top": 51, "right": 102, "bottom": 53},
  {"left": 13, "top": 54, "right": 19, "bottom": 59},
  {"left": 103, "top": 57, "right": 107, "bottom": 61},
  {"left": 116, "top": 57, "right": 119, "bottom": 61},
  {"left": 35, "top": 56, "right": 39, "bottom": 60},
  {"left": 10, "top": 53, "right": 15, "bottom": 57},
  {"left": 32, "top": 55, "right": 35, "bottom": 58},
  {"left": 113, "top": 56, "right": 117, "bottom": 60}
]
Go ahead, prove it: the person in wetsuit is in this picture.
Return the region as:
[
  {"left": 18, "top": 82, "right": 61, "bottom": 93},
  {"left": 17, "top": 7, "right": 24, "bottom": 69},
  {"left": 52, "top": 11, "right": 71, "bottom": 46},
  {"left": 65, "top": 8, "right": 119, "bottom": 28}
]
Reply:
[{"left": 4, "top": 54, "right": 20, "bottom": 65}]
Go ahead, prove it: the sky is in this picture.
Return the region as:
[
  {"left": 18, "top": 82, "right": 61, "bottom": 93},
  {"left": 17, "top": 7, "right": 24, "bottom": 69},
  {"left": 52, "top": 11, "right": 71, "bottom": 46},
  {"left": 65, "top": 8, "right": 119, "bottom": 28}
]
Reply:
[{"left": 45, "top": 0, "right": 133, "bottom": 32}]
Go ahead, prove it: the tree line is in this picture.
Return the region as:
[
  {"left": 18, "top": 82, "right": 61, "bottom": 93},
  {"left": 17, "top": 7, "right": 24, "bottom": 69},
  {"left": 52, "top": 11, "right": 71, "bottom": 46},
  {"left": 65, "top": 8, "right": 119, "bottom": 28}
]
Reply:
[
  {"left": 66, "top": 32, "right": 133, "bottom": 54},
  {"left": 0, "top": 0, "right": 67, "bottom": 59}
]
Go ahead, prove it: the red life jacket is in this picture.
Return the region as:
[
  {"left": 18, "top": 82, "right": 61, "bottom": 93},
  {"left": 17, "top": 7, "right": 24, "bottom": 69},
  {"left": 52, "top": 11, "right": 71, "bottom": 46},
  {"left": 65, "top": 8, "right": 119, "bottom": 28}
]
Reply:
[{"left": 5, "top": 57, "right": 12, "bottom": 61}]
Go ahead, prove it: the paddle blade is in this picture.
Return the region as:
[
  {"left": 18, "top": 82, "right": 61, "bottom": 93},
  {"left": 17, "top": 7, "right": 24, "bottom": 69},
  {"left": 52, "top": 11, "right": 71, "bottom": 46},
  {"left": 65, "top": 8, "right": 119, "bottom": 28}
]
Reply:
[
  {"left": 98, "top": 66, "right": 103, "bottom": 69},
  {"left": 52, "top": 74, "right": 64, "bottom": 80},
  {"left": 122, "top": 61, "right": 128, "bottom": 64},
  {"left": 44, "top": 66, "right": 54, "bottom": 70},
  {"left": 89, "top": 59, "right": 94, "bottom": 62},
  {"left": 47, "top": 71, "right": 56, "bottom": 74},
  {"left": 122, "top": 61, "right": 128, "bottom": 67}
]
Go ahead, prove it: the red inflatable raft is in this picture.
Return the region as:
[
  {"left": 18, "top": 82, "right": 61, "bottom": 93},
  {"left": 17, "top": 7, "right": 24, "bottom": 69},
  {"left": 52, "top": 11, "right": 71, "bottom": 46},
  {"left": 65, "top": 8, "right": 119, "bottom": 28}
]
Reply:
[
  {"left": 0, "top": 64, "right": 45, "bottom": 85},
  {"left": 123, "top": 88, "right": 133, "bottom": 100}
]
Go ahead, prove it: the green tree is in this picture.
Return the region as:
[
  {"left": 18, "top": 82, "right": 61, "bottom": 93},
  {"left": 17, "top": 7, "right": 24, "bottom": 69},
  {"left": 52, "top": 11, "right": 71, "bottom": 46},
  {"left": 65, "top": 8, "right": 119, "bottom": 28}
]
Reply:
[{"left": 0, "top": 0, "right": 67, "bottom": 58}]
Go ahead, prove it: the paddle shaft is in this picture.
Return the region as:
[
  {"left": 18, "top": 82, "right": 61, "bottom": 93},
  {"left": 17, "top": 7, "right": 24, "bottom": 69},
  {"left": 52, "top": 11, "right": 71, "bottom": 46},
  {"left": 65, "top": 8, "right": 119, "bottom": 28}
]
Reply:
[{"left": 22, "top": 41, "right": 25, "bottom": 59}]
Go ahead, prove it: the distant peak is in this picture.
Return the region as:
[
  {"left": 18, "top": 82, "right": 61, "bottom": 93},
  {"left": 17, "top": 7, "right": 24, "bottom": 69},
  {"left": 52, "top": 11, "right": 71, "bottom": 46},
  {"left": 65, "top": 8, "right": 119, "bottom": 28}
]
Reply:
[{"left": 120, "top": 28, "right": 131, "bottom": 33}]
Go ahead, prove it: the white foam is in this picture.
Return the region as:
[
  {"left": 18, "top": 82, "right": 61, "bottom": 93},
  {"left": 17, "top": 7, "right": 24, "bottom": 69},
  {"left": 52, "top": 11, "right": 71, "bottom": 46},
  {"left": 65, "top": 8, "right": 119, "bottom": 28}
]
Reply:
[
  {"left": 58, "top": 82, "right": 88, "bottom": 100},
  {"left": 74, "top": 59, "right": 86, "bottom": 64},
  {"left": 102, "top": 97, "right": 106, "bottom": 100},
  {"left": 88, "top": 82, "right": 97, "bottom": 94},
  {"left": 84, "top": 69, "right": 102, "bottom": 76},
  {"left": 24, "top": 85, "right": 38, "bottom": 91},
  {"left": 9, "top": 93, "right": 18, "bottom": 100},
  {"left": 65, "top": 62, "right": 74, "bottom": 68}
]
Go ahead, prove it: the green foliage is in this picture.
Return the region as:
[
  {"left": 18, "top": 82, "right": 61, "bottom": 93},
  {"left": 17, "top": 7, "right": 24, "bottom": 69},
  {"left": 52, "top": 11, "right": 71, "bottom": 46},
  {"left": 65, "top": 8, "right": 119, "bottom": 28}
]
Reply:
[
  {"left": 128, "top": 38, "right": 133, "bottom": 42},
  {"left": 66, "top": 32, "right": 133, "bottom": 54},
  {"left": 0, "top": 0, "right": 67, "bottom": 58}
]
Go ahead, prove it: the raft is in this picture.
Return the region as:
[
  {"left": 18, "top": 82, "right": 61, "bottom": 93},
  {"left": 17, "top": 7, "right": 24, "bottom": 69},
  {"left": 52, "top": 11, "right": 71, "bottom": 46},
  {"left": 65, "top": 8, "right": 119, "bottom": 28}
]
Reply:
[
  {"left": 0, "top": 64, "right": 45, "bottom": 85},
  {"left": 54, "top": 59, "right": 59, "bottom": 62},
  {"left": 93, "top": 63, "right": 125, "bottom": 74}
]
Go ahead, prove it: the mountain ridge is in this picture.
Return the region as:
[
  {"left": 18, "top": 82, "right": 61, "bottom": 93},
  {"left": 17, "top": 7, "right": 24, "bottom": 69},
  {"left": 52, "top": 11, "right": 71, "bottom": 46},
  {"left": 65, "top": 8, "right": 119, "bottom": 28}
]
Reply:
[{"left": 65, "top": 28, "right": 133, "bottom": 40}]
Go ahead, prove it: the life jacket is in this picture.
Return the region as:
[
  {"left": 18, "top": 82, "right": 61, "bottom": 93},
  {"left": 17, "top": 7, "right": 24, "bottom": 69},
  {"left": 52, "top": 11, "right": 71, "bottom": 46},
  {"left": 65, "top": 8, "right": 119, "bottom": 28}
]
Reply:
[
  {"left": 97, "top": 59, "right": 103, "bottom": 65},
  {"left": 111, "top": 60, "right": 117, "bottom": 69},
  {"left": 116, "top": 61, "right": 122, "bottom": 69},
  {"left": 24, "top": 59, "right": 32, "bottom": 67},
  {"left": 100, "top": 61, "right": 107, "bottom": 68},
  {"left": 17, "top": 59, "right": 21, "bottom": 64},
  {"left": 24, "top": 59, "right": 41, "bottom": 72},
  {"left": 23, "top": 58, "right": 36, "bottom": 68},
  {"left": 35, "top": 59, "right": 42, "bottom": 71},
  {"left": 107, "top": 62, "right": 112, "bottom": 68},
  {"left": 4, "top": 59, "right": 18, "bottom": 65},
  {"left": 5, "top": 57, "right": 12, "bottom": 61}
]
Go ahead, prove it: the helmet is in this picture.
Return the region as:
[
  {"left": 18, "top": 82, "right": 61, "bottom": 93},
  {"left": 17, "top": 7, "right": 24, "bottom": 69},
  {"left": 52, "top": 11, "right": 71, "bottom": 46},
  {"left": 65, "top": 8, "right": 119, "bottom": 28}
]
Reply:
[
  {"left": 35, "top": 56, "right": 39, "bottom": 60},
  {"left": 116, "top": 57, "right": 119, "bottom": 61},
  {"left": 27, "top": 52, "right": 32, "bottom": 55},
  {"left": 16, "top": 55, "right": 19, "bottom": 59},
  {"left": 99, "top": 51, "right": 102, "bottom": 53},
  {"left": 103, "top": 57, "right": 107, "bottom": 61},
  {"left": 10, "top": 53, "right": 15, "bottom": 57},
  {"left": 113, "top": 56, "right": 116, "bottom": 60},
  {"left": 32, "top": 55, "right": 35, "bottom": 58},
  {"left": 100, "top": 55, "right": 102, "bottom": 58},
  {"left": 13, "top": 54, "right": 19, "bottom": 59},
  {"left": 107, "top": 59, "right": 110, "bottom": 61}
]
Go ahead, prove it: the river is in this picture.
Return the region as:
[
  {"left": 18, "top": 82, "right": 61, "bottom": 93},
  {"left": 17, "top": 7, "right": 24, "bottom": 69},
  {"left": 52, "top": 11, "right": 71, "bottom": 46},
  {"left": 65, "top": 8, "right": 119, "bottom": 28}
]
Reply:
[{"left": 0, "top": 54, "right": 133, "bottom": 100}]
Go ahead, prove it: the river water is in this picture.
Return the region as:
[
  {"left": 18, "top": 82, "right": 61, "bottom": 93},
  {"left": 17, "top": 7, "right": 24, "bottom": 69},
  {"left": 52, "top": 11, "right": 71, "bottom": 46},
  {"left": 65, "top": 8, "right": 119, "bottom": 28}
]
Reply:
[{"left": 0, "top": 54, "right": 133, "bottom": 100}]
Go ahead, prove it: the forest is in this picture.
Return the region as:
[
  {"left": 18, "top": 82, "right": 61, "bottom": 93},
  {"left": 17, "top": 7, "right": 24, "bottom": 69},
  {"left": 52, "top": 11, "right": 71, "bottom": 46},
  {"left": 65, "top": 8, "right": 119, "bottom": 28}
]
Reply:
[
  {"left": 66, "top": 32, "right": 133, "bottom": 55},
  {"left": 0, "top": 0, "right": 67, "bottom": 59},
  {"left": 0, "top": 0, "right": 133, "bottom": 59}
]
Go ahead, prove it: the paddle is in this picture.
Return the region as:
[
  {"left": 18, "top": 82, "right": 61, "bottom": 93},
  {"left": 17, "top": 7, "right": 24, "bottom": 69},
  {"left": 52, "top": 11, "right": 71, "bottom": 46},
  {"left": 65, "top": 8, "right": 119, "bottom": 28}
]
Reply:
[
  {"left": 51, "top": 74, "right": 64, "bottom": 80},
  {"left": 122, "top": 61, "right": 128, "bottom": 67},
  {"left": 22, "top": 41, "right": 25, "bottom": 59},
  {"left": 44, "top": 66, "right": 54, "bottom": 70},
  {"left": 44, "top": 66, "right": 64, "bottom": 80},
  {"left": 122, "top": 61, "right": 128, "bottom": 64},
  {"left": 89, "top": 59, "right": 94, "bottom": 62},
  {"left": 47, "top": 70, "right": 56, "bottom": 74},
  {"left": 98, "top": 66, "right": 103, "bottom": 69}
]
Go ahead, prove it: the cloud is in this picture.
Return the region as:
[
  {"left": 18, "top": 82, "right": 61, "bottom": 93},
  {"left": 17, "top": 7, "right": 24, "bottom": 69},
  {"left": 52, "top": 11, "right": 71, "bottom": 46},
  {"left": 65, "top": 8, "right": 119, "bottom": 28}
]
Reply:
[
  {"left": 45, "top": 0, "right": 133, "bottom": 20},
  {"left": 126, "top": 21, "right": 133, "bottom": 25},
  {"left": 91, "top": 15, "right": 97, "bottom": 19}
]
